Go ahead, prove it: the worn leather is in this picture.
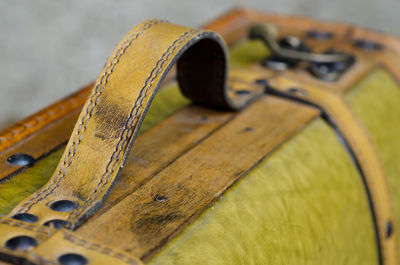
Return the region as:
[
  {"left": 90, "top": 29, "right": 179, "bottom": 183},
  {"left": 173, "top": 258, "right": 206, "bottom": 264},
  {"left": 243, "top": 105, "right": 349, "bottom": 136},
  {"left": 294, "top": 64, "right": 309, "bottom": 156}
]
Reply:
[
  {"left": 0, "top": 217, "right": 143, "bottom": 265},
  {"left": 9, "top": 20, "right": 262, "bottom": 231}
]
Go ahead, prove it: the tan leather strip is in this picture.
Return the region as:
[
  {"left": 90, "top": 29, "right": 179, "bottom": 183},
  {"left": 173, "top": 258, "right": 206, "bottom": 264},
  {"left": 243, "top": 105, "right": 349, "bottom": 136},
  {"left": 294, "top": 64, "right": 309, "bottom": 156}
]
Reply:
[
  {"left": 0, "top": 217, "right": 143, "bottom": 265},
  {"left": 76, "top": 96, "right": 319, "bottom": 260},
  {"left": 268, "top": 76, "right": 398, "bottom": 265},
  {"left": 92, "top": 105, "right": 235, "bottom": 219},
  {"left": 9, "top": 20, "right": 262, "bottom": 230}
]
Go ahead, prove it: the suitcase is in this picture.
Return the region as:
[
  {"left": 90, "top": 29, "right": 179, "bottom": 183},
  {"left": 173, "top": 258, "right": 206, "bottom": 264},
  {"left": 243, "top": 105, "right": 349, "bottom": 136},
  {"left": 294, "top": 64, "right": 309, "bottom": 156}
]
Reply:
[{"left": 0, "top": 7, "right": 400, "bottom": 265}]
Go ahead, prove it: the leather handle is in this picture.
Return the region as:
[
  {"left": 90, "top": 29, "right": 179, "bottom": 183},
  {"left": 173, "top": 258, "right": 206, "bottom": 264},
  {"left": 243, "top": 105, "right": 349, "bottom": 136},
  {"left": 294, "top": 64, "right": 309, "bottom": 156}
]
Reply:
[{"left": 9, "top": 20, "right": 258, "bottom": 229}]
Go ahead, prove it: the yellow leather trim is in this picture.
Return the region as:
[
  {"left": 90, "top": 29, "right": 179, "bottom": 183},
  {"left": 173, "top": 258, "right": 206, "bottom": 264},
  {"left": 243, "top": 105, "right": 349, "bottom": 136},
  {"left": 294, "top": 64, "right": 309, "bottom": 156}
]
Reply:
[
  {"left": 0, "top": 217, "right": 143, "bottom": 265},
  {"left": 268, "top": 75, "right": 398, "bottom": 265}
]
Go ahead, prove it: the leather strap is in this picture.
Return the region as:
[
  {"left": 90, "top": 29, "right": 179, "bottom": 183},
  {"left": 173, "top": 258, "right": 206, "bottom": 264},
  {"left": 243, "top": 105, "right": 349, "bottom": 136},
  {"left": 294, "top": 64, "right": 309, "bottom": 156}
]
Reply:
[
  {"left": 9, "top": 20, "right": 261, "bottom": 230},
  {"left": 0, "top": 217, "right": 143, "bottom": 265},
  {"left": 267, "top": 76, "right": 398, "bottom": 265}
]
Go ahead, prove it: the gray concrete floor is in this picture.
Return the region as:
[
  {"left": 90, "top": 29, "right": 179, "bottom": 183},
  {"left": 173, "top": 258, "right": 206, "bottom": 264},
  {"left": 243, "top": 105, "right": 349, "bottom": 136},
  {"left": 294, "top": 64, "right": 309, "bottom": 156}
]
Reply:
[{"left": 1, "top": 0, "right": 399, "bottom": 129}]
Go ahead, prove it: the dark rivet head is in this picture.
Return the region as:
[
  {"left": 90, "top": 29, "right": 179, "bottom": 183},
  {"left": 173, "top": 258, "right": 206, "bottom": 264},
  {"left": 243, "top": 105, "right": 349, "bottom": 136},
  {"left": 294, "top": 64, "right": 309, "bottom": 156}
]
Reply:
[
  {"left": 234, "top": 90, "right": 251, "bottom": 95},
  {"left": 354, "top": 39, "right": 383, "bottom": 51},
  {"left": 255, "top": 79, "right": 268, "bottom": 87},
  {"left": 243, "top": 127, "right": 254, "bottom": 132},
  {"left": 5, "top": 235, "right": 38, "bottom": 250},
  {"left": 12, "top": 213, "right": 38, "bottom": 223},
  {"left": 287, "top": 87, "right": 308, "bottom": 96},
  {"left": 7, "top": 153, "right": 34, "bottom": 166},
  {"left": 58, "top": 253, "right": 88, "bottom": 265},
  {"left": 49, "top": 200, "right": 78, "bottom": 212},
  {"left": 43, "top": 219, "right": 69, "bottom": 229},
  {"left": 154, "top": 195, "right": 168, "bottom": 202},
  {"left": 386, "top": 220, "right": 393, "bottom": 238},
  {"left": 306, "top": 30, "right": 334, "bottom": 40},
  {"left": 263, "top": 58, "right": 289, "bottom": 71}
]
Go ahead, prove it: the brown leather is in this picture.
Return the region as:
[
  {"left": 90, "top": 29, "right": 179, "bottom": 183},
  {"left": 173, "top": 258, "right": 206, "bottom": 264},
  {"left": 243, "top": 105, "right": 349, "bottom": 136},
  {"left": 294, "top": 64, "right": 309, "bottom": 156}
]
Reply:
[{"left": 9, "top": 20, "right": 262, "bottom": 230}]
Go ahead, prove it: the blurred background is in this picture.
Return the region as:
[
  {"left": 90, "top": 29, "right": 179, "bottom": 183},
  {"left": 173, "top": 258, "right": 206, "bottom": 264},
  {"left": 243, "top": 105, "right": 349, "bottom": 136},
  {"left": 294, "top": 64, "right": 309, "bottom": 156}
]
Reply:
[{"left": 1, "top": 0, "right": 399, "bottom": 129}]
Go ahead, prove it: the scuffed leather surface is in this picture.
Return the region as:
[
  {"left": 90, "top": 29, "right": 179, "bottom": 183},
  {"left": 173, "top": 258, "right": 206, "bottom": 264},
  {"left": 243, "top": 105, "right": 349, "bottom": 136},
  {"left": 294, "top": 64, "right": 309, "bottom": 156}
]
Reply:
[
  {"left": 0, "top": 83, "right": 188, "bottom": 216},
  {"left": 8, "top": 20, "right": 239, "bottom": 229},
  {"left": 0, "top": 217, "right": 143, "bottom": 265}
]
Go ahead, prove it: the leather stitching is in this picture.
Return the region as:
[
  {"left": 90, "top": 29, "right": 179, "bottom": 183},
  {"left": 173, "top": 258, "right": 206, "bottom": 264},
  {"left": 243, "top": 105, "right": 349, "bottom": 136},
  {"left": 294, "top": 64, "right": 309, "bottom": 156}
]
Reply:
[
  {"left": 0, "top": 88, "right": 88, "bottom": 152},
  {"left": 17, "top": 19, "right": 165, "bottom": 214},
  {"left": 67, "top": 29, "right": 200, "bottom": 223},
  {"left": 63, "top": 232, "right": 140, "bottom": 265},
  {"left": 0, "top": 218, "right": 53, "bottom": 236},
  {"left": 0, "top": 218, "right": 139, "bottom": 264}
]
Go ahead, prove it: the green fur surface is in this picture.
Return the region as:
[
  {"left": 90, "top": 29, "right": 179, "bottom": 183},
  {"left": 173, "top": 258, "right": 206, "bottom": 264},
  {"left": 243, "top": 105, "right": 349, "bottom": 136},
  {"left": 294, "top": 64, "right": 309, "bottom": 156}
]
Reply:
[
  {"left": 229, "top": 39, "right": 270, "bottom": 67},
  {"left": 148, "top": 118, "right": 377, "bottom": 265},
  {"left": 0, "top": 83, "right": 188, "bottom": 216},
  {"left": 0, "top": 148, "right": 64, "bottom": 216},
  {"left": 346, "top": 68, "right": 400, "bottom": 254}
]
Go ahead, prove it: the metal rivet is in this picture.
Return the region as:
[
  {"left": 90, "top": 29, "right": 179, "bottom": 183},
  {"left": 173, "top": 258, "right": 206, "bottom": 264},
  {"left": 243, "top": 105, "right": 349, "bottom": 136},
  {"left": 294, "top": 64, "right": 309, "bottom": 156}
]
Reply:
[
  {"left": 263, "top": 58, "right": 289, "bottom": 71},
  {"left": 7, "top": 153, "right": 34, "bottom": 166},
  {"left": 255, "top": 79, "right": 268, "bottom": 87},
  {"left": 43, "top": 219, "right": 69, "bottom": 229},
  {"left": 12, "top": 213, "right": 38, "bottom": 223},
  {"left": 353, "top": 39, "right": 383, "bottom": 51},
  {"left": 243, "top": 127, "right": 254, "bottom": 132},
  {"left": 58, "top": 253, "right": 88, "bottom": 265},
  {"left": 386, "top": 220, "right": 393, "bottom": 238},
  {"left": 287, "top": 88, "right": 308, "bottom": 96},
  {"left": 234, "top": 90, "right": 251, "bottom": 95},
  {"left": 49, "top": 200, "right": 78, "bottom": 212},
  {"left": 154, "top": 195, "right": 168, "bottom": 202},
  {"left": 306, "top": 30, "right": 334, "bottom": 40},
  {"left": 5, "top": 236, "right": 38, "bottom": 250}
]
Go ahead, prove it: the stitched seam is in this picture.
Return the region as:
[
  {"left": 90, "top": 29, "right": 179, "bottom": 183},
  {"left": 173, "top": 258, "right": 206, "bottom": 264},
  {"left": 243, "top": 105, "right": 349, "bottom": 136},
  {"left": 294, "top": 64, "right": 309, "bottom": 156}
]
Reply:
[
  {"left": 17, "top": 19, "right": 164, "bottom": 214},
  {"left": 0, "top": 89, "right": 88, "bottom": 152},
  {"left": 67, "top": 29, "right": 200, "bottom": 223},
  {"left": 0, "top": 218, "right": 53, "bottom": 236},
  {"left": 0, "top": 218, "right": 135, "bottom": 264},
  {"left": 63, "top": 232, "right": 139, "bottom": 265},
  {"left": 0, "top": 250, "right": 59, "bottom": 265}
]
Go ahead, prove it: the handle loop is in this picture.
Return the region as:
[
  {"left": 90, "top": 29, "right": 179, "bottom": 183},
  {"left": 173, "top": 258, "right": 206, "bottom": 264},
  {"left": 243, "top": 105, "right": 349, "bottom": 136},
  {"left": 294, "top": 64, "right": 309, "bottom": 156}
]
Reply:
[{"left": 9, "top": 20, "right": 258, "bottom": 229}]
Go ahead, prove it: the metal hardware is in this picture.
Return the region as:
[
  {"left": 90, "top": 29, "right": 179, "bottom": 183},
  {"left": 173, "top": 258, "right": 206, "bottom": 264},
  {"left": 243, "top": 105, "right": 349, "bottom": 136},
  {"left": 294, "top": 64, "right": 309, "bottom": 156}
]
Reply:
[
  {"left": 354, "top": 39, "right": 383, "bottom": 51},
  {"left": 58, "top": 253, "right": 88, "bottom": 265},
  {"left": 308, "top": 49, "right": 355, "bottom": 82},
  {"left": 386, "top": 220, "right": 393, "bottom": 238},
  {"left": 49, "top": 200, "right": 79, "bottom": 212},
  {"left": 11, "top": 213, "right": 38, "bottom": 223},
  {"left": 43, "top": 219, "right": 69, "bottom": 229},
  {"left": 249, "top": 24, "right": 351, "bottom": 64},
  {"left": 263, "top": 57, "right": 289, "bottom": 71},
  {"left": 7, "top": 153, "right": 34, "bottom": 166},
  {"left": 5, "top": 235, "right": 38, "bottom": 250},
  {"left": 306, "top": 30, "right": 334, "bottom": 40},
  {"left": 154, "top": 195, "right": 168, "bottom": 202}
]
